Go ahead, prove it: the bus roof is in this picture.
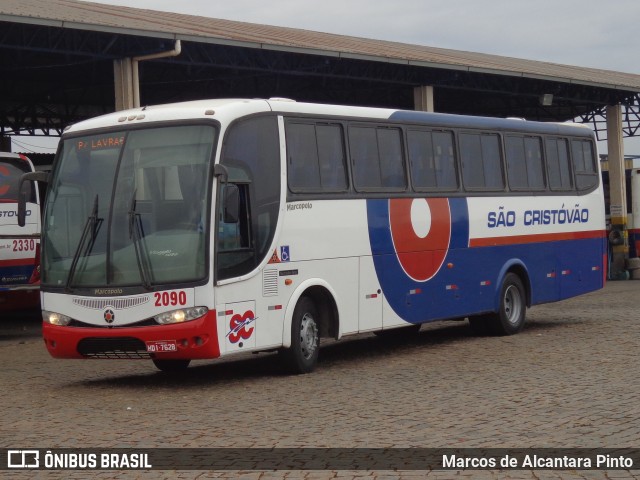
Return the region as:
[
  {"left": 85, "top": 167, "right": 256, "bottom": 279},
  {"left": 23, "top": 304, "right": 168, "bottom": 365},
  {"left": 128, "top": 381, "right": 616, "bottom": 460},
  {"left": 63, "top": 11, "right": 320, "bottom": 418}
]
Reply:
[{"left": 63, "top": 98, "right": 594, "bottom": 139}]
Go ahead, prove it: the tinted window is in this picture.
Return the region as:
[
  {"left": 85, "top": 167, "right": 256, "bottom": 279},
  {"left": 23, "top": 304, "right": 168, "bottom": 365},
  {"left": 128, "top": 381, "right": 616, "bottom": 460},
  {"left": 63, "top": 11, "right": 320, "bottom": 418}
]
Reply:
[
  {"left": 316, "top": 125, "right": 348, "bottom": 191},
  {"left": 571, "top": 139, "right": 598, "bottom": 191},
  {"left": 524, "top": 137, "right": 545, "bottom": 190},
  {"left": 545, "top": 138, "right": 572, "bottom": 191},
  {"left": 460, "top": 133, "right": 504, "bottom": 190},
  {"left": 219, "top": 116, "right": 281, "bottom": 280},
  {"left": 0, "top": 157, "right": 36, "bottom": 202},
  {"left": 407, "top": 129, "right": 457, "bottom": 190},
  {"left": 349, "top": 126, "right": 406, "bottom": 191},
  {"left": 287, "top": 123, "right": 319, "bottom": 190},
  {"left": 286, "top": 122, "right": 348, "bottom": 192},
  {"left": 506, "top": 136, "right": 545, "bottom": 190}
]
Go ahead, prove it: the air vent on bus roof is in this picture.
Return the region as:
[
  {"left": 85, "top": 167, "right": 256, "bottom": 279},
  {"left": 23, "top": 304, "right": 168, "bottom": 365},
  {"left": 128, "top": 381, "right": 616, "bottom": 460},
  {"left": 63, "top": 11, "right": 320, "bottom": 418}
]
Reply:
[{"left": 268, "top": 97, "right": 296, "bottom": 102}]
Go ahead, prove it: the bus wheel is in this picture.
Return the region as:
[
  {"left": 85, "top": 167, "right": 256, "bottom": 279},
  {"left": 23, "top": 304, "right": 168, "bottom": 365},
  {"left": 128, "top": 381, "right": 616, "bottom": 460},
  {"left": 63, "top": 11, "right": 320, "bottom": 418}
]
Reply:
[
  {"left": 152, "top": 359, "right": 191, "bottom": 372},
  {"left": 283, "top": 297, "right": 319, "bottom": 374},
  {"left": 469, "top": 273, "right": 526, "bottom": 336},
  {"left": 495, "top": 273, "right": 527, "bottom": 334}
]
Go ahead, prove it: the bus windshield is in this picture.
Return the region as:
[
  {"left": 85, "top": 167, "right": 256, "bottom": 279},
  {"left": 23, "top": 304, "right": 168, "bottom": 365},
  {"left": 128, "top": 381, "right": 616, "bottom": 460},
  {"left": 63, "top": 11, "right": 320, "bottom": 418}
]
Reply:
[{"left": 42, "top": 124, "right": 216, "bottom": 290}]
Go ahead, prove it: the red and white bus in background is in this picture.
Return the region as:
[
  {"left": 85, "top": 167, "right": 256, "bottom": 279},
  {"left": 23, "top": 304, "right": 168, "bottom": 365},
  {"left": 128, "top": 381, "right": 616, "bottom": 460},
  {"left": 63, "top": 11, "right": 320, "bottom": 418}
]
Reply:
[
  {"left": 1, "top": 152, "right": 41, "bottom": 310},
  {"left": 19, "top": 99, "right": 606, "bottom": 373}
]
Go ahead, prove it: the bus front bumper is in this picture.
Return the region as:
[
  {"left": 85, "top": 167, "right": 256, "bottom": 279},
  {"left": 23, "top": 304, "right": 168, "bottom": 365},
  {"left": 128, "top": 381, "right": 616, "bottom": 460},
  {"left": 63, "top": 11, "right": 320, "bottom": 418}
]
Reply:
[{"left": 42, "top": 310, "right": 220, "bottom": 360}]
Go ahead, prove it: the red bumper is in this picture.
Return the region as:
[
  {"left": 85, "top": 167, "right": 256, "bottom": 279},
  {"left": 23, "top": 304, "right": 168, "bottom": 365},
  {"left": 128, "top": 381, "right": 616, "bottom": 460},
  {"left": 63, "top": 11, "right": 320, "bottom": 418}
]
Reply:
[{"left": 43, "top": 310, "right": 220, "bottom": 360}]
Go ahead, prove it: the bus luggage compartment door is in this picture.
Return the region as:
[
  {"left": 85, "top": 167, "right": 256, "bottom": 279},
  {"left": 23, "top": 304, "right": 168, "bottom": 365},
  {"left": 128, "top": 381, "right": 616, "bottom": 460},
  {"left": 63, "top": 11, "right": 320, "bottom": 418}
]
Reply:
[{"left": 218, "top": 300, "right": 257, "bottom": 353}]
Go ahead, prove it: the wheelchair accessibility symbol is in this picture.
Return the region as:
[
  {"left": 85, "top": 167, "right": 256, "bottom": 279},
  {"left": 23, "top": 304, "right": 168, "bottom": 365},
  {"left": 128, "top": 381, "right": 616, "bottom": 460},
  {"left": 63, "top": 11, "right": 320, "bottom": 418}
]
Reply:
[{"left": 280, "top": 246, "right": 290, "bottom": 262}]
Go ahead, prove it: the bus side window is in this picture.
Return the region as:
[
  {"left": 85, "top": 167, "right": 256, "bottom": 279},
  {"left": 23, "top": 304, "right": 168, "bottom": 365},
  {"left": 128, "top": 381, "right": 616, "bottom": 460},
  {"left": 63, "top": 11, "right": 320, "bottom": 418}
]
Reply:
[
  {"left": 218, "top": 183, "right": 250, "bottom": 251},
  {"left": 350, "top": 125, "right": 406, "bottom": 191},
  {"left": 506, "top": 135, "right": 545, "bottom": 191},
  {"left": 524, "top": 137, "right": 545, "bottom": 190},
  {"left": 460, "top": 132, "right": 503, "bottom": 190},
  {"left": 287, "top": 122, "right": 320, "bottom": 191},
  {"left": 217, "top": 183, "right": 253, "bottom": 279},
  {"left": 408, "top": 129, "right": 458, "bottom": 191},
  {"left": 316, "top": 124, "right": 348, "bottom": 191},
  {"left": 218, "top": 114, "right": 280, "bottom": 281},
  {"left": 571, "top": 139, "right": 598, "bottom": 191},
  {"left": 286, "top": 122, "right": 348, "bottom": 193},
  {"left": 545, "top": 138, "right": 573, "bottom": 191}
]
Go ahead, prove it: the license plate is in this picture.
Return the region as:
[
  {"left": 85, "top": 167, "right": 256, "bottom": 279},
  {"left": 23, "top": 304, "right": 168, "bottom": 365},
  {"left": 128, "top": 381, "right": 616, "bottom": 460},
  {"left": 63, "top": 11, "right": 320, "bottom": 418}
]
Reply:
[{"left": 146, "top": 340, "right": 177, "bottom": 353}]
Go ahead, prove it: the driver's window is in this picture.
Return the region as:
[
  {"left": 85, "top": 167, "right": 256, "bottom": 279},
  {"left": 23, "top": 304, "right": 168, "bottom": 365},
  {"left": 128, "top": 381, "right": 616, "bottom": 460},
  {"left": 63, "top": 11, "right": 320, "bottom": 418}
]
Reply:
[{"left": 217, "top": 183, "right": 252, "bottom": 279}]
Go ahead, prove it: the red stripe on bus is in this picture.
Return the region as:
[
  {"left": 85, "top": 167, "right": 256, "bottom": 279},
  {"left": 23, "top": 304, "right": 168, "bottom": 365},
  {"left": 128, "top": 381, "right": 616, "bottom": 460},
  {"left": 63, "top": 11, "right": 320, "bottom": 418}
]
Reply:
[
  {"left": 0, "top": 258, "right": 37, "bottom": 267},
  {"left": 469, "top": 230, "right": 605, "bottom": 248}
]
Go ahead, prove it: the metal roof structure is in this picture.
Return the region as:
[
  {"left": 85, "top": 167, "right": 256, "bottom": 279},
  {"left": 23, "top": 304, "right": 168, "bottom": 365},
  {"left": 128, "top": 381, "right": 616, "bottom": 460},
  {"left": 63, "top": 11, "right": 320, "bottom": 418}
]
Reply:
[{"left": 1, "top": 0, "right": 639, "bottom": 140}]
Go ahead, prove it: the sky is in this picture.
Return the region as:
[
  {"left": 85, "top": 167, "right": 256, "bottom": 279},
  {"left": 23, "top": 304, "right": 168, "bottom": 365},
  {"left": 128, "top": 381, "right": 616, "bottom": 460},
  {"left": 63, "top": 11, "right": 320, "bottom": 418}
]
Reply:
[{"left": 11, "top": 0, "right": 640, "bottom": 153}]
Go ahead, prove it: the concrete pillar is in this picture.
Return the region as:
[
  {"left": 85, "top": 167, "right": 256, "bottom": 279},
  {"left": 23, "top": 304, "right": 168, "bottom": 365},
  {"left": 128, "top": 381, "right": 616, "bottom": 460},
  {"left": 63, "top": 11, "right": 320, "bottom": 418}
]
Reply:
[
  {"left": 113, "top": 58, "right": 135, "bottom": 111},
  {"left": 606, "top": 104, "right": 628, "bottom": 276},
  {"left": 414, "top": 85, "right": 435, "bottom": 112},
  {"left": 0, "top": 136, "right": 11, "bottom": 152}
]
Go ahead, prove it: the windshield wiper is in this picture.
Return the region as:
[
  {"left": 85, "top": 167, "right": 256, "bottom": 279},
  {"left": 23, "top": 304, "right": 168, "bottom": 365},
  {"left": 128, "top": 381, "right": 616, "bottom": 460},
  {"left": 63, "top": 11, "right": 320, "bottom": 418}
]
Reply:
[
  {"left": 128, "top": 190, "right": 153, "bottom": 290},
  {"left": 65, "top": 194, "right": 102, "bottom": 292}
]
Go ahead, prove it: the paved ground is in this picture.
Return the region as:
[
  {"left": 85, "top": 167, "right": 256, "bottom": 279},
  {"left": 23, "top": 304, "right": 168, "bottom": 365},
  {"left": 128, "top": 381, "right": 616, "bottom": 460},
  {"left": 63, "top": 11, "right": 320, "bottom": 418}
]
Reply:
[{"left": 1, "top": 281, "right": 640, "bottom": 479}]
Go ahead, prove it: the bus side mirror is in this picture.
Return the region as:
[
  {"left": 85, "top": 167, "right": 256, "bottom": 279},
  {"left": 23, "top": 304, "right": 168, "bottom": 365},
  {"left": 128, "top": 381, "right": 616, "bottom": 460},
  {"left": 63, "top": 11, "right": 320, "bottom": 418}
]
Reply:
[
  {"left": 17, "top": 190, "right": 27, "bottom": 227},
  {"left": 223, "top": 184, "right": 240, "bottom": 224},
  {"left": 17, "top": 171, "right": 49, "bottom": 227}
]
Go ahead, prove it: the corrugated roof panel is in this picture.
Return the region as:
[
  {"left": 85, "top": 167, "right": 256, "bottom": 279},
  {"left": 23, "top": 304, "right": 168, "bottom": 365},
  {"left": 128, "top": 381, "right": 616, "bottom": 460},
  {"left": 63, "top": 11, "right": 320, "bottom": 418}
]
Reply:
[{"left": 1, "top": 0, "right": 640, "bottom": 91}]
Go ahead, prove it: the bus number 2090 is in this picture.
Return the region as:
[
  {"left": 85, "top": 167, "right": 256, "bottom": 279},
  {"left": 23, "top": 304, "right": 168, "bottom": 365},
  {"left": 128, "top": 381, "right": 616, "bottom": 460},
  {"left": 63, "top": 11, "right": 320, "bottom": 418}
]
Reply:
[{"left": 154, "top": 291, "right": 187, "bottom": 307}]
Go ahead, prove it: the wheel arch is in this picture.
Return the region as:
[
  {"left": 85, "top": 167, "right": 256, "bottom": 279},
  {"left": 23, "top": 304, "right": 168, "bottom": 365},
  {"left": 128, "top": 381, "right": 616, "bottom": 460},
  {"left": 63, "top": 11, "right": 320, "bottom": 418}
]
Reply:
[
  {"left": 495, "top": 260, "right": 532, "bottom": 309},
  {"left": 282, "top": 279, "right": 340, "bottom": 348}
]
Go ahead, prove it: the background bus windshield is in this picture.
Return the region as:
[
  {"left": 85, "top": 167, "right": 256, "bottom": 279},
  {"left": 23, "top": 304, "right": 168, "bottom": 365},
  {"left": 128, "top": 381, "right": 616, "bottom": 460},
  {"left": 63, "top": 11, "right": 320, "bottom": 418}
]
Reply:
[{"left": 0, "top": 157, "right": 36, "bottom": 203}]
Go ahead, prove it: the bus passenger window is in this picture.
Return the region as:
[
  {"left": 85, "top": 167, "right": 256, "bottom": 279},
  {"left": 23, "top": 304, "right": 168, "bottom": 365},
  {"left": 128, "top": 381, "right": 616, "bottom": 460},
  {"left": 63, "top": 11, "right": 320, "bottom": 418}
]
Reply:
[
  {"left": 350, "top": 125, "right": 406, "bottom": 191},
  {"left": 286, "top": 122, "right": 347, "bottom": 192},
  {"left": 506, "top": 135, "right": 545, "bottom": 191},
  {"left": 571, "top": 140, "right": 598, "bottom": 191},
  {"left": 524, "top": 137, "right": 545, "bottom": 190},
  {"left": 316, "top": 124, "right": 347, "bottom": 191},
  {"left": 545, "top": 138, "right": 572, "bottom": 191},
  {"left": 408, "top": 130, "right": 457, "bottom": 191},
  {"left": 377, "top": 128, "right": 406, "bottom": 189},
  {"left": 460, "top": 133, "right": 503, "bottom": 190},
  {"left": 287, "top": 123, "right": 320, "bottom": 190}
]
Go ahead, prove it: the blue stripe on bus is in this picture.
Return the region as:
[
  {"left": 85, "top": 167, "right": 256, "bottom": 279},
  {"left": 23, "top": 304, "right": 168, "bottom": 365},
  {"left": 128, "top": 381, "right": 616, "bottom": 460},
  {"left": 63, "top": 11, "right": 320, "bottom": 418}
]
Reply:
[
  {"left": 366, "top": 197, "right": 604, "bottom": 324},
  {"left": 387, "top": 110, "right": 594, "bottom": 138}
]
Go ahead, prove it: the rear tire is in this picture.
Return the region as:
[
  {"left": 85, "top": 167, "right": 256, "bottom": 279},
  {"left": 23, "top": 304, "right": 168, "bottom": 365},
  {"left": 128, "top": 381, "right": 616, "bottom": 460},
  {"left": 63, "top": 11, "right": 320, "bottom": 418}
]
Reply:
[
  {"left": 469, "top": 273, "right": 526, "bottom": 336},
  {"left": 282, "top": 297, "right": 319, "bottom": 374},
  {"left": 153, "top": 359, "right": 191, "bottom": 372}
]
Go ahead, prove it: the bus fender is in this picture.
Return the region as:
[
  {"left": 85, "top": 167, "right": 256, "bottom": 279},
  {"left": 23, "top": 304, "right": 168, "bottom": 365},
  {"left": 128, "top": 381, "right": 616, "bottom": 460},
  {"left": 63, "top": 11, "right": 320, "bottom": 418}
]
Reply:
[
  {"left": 493, "top": 259, "right": 531, "bottom": 310},
  {"left": 282, "top": 278, "right": 340, "bottom": 348}
]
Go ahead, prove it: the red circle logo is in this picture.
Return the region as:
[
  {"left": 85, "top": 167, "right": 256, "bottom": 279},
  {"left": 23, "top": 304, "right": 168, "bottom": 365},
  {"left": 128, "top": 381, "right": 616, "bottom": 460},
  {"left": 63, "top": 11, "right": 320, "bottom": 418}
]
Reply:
[{"left": 389, "top": 198, "right": 451, "bottom": 282}]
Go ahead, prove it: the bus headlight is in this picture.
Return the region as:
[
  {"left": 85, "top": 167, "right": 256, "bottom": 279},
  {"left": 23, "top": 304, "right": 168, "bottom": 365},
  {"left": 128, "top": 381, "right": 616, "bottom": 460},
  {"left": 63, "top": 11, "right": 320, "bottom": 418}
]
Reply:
[
  {"left": 154, "top": 306, "right": 208, "bottom": 325},
  {"left": 43, "top": 310, "right": 72, "bottom": 326}
]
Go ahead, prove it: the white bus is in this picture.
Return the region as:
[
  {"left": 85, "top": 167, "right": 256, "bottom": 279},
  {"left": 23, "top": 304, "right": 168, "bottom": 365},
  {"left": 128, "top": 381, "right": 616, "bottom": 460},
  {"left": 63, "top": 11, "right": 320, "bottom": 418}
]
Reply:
[
  {"left": 1, "top": 152, "right": 41, "bottom": 309},
  {"left": 20, "top": 99, "right": 606, "bottom": 372}
]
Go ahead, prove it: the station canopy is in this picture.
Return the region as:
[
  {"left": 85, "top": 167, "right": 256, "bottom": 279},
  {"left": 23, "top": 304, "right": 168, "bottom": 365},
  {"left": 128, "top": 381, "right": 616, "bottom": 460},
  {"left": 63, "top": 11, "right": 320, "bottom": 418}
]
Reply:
[{"left": 1, "top": 0, "right": 640, "bottom": 140}]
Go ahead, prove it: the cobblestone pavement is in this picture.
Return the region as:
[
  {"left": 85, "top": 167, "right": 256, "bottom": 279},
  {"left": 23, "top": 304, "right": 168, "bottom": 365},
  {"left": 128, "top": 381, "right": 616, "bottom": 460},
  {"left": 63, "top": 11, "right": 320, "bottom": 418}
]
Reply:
[{"left": 1, "top": 281, "right": 640, "bottom": 479}]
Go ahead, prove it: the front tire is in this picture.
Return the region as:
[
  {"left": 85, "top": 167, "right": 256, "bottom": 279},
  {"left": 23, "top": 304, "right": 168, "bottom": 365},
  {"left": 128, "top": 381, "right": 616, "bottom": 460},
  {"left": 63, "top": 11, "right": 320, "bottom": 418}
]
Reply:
[
  {"left": 153, "top": 359, "right": 191, "bottom": 372},
  {"left": 282, "top": 297, "right": 320, "bottom": 374}
]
